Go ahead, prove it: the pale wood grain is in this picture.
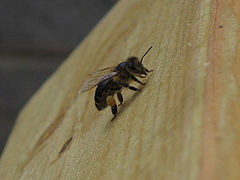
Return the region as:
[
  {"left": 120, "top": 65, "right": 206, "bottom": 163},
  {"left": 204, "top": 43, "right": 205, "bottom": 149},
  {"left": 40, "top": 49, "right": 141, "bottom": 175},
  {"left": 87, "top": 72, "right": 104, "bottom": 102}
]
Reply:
[{"left": 0, "top": 0, "right": 240, "bottom": 179}]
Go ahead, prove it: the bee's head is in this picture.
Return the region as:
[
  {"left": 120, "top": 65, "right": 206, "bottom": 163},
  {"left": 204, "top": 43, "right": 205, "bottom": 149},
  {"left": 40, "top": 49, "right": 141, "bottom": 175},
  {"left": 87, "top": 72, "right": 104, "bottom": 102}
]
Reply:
[
  {"left": 127, "top": 57, "right": 147, "bottom": 77},
  {"left": 126, "top": 46, "right": 152, "bottom": 77}
]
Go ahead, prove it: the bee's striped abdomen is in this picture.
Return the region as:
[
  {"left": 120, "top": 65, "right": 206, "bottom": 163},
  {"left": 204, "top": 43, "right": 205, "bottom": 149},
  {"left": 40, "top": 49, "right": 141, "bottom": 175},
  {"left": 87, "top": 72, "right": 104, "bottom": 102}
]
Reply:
[
  {"left": 94, "top": 84, "right": 107, "bottom": 111},
  {"left": 94, "top": 78, "right": 122, "bottom": 111},
  {"left": 94, "top": 79, "right": 112, "bottom": 111}
]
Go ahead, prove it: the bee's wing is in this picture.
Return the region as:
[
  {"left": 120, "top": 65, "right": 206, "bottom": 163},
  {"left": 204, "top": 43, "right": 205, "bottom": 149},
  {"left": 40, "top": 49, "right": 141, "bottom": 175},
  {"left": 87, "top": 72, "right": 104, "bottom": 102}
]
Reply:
[
  {"left": 88, "top": 66, "right": 115, "bottom": 77},
  {"left": 79, "top": 71, "right": 118, "bottom": 93}
]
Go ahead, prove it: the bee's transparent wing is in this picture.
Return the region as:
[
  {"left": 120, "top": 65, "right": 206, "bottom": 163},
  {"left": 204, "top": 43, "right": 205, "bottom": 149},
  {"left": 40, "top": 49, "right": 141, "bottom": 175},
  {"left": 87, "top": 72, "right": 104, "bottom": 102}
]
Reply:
[
  {"left": 79, "top": 71, "right": 118, "bottom": 93},
  {"left": 88, "top": 66, "right": 115, "bottom": 77},
  {"left": 79, "top": 66, "right": 116, "bottom": 93}
]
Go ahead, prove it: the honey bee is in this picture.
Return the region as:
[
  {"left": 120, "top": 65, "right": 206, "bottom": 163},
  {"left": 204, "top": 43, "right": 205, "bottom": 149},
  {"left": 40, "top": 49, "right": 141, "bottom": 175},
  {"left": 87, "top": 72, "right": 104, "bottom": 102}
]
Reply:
[{"left": 79, "top": 46, "right": 153, "bottom": 121}]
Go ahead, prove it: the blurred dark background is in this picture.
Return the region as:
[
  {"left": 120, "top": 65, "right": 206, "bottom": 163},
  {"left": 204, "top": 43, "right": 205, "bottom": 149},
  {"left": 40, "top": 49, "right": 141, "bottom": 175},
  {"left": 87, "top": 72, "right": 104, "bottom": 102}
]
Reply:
[{"left": 0, "top": 0, "right": 117, "bottom": 155}]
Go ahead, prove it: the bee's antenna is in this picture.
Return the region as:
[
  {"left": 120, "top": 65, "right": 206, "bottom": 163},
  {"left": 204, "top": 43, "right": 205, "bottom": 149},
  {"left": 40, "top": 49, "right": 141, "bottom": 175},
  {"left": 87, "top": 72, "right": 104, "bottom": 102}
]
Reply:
[{"left": 141, "top": 46, "right": 152, "bottom": 63}]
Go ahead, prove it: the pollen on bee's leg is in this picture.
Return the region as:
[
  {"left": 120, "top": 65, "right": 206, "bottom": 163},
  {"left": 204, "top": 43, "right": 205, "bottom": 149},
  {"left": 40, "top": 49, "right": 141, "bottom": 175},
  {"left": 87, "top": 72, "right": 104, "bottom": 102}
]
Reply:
[{"left": 106, "top": 96, "right": 116, "bottom": 106}]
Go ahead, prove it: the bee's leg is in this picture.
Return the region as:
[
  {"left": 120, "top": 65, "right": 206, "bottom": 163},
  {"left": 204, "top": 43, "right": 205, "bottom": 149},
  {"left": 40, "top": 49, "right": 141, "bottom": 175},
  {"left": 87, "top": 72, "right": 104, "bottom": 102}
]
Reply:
[
  {"left": 111, "top": 105, "right": 117, "bottom": 121},
  {"left": 130, "top": 75, "right": 145, "bottom": 85},
  {"left": 145, "top": 68, "right": 153, "bottom": 73},
  {"left": 110, "top": 87, "right": 123, "bottom": 106},
  {"left": 106, "top": 96, "right": 118, "bottom": 121},
  {"left": 120, "top": 81, "right": 141, "bottom": 91},
  {"left": 139, "top": 74, "right": 147, "bottom": 78},
  {"left": 117, "top": 92, "right": 123, "bottom": 106}
]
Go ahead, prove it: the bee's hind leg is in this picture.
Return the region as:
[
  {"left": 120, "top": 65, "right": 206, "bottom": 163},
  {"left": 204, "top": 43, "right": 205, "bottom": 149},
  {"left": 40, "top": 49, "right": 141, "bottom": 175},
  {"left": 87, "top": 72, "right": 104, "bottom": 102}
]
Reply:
[
  {"left": 106, "top": 96, "right": 118, "bottom": 121},
  {"left": 117, "top": 92, "right": 123, "bottom": 106},
  {"left": 111, "top": 105, "right": 117, "bottom": 121}
]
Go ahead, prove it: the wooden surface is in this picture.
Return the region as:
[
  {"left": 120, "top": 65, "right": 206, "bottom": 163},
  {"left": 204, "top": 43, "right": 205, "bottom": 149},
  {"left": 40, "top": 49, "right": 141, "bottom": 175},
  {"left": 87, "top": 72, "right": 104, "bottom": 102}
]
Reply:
[
  {"left": 0, "top": 0, "right": 116, "bottom": 154},
  {"left": 0, "top": 0, "right": 240, "bottom": 179}
]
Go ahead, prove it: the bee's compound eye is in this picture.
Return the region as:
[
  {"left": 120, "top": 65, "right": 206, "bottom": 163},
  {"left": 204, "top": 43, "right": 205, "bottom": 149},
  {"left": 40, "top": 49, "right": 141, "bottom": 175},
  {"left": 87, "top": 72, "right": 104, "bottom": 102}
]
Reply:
[{"left": 129, "top": 62, "right": 136, "bottom": 71}]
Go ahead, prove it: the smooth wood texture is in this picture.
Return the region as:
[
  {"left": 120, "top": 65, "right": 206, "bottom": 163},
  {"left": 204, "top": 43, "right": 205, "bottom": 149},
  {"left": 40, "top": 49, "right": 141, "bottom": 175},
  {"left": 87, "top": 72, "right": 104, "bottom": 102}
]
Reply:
[{"left": 0, "top": 0, "right": 240, "bottom": 179}]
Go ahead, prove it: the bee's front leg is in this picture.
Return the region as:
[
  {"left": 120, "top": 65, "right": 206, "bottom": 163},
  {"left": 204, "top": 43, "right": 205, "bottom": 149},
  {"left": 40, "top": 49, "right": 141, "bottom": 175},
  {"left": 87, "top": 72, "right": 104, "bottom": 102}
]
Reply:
[
  {"left": 120, "top": 81, "right": 141, "bottom": 91},
  {"left": 139, "top": 74, "right": 147, "bottom": 78},
  {"left": 130, "top": 75, "right": 145, "bottom": 85},
  {"left": 145, "top": 68, "right": 153, "bottom": 73}
]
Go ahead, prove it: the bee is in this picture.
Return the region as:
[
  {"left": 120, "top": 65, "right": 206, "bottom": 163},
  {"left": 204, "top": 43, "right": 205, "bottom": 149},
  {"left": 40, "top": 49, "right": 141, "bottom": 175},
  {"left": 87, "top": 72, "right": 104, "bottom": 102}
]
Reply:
[{"left": 79, "top": 46, "right": 153, "bottom": 121}]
